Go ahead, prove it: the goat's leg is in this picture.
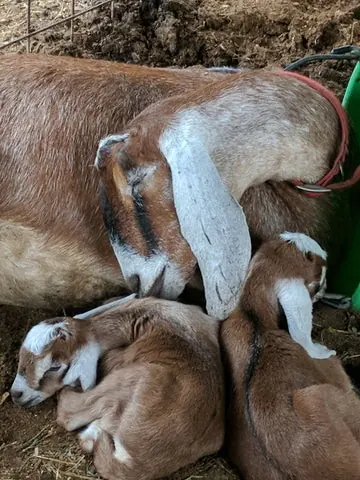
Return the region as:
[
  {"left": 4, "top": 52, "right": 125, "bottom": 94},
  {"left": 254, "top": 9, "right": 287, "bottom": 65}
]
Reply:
[
  {"left": 57, "top": 366, "right": 140, "bottom": 432},
  {"left": 57, "top": 386, "right": 108, "bottom": 431},
  {"left": 78, "top": 420, "right": 103, "bottom": 453},
  {"left": 93, "top": 429, "right": 146, "bottom": 480}
]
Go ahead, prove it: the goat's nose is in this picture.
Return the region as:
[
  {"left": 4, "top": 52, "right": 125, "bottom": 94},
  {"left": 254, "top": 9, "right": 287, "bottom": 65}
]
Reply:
[
  {"left": 11, "top": 390, "right": 23, "bottom": 403},
  {"left": 128, "top": 274, "right": 140, "bottom": 293},
  {"left": 138, "top": 266, "right": 166, "bottom": 298}
]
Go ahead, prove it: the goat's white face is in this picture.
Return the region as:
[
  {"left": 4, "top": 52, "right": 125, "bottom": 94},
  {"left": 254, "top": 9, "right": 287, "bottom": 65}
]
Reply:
[
  {"left": 95, "top": 126, "right": 251, "bottom": 320},
  {"left": 11, "top": 352, "right": 66, "bottom": 407},
  {"left": 274, "top": 233, "right": 335, "bottom": 360},
  {"left": 11, "top": 320, "right": 100, "bottom": 407},
  {"left": 279, "top": 232, "right": 328, "bottom": 303}
]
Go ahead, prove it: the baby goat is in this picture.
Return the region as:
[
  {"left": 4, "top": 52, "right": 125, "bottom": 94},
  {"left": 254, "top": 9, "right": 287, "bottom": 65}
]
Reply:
[
  {"left": 11, "top": 296, "right": 224, "bottom": 480},
  {"left": 221, "top": 232, "right": 360, "bottom": 480}
]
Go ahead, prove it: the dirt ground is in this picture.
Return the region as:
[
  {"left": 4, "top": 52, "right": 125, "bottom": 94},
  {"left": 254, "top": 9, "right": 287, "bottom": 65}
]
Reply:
[{"left": 1, "top": 0, "right": 360, "bottom": 479}]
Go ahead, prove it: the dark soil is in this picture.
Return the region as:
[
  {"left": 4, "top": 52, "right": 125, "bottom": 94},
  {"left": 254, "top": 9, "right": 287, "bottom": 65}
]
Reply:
[{"left": 18, "top": 0, "right": 359, "bottom": 97}]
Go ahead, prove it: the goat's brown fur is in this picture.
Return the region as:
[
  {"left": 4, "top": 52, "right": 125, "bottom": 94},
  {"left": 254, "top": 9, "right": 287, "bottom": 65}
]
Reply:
[
  {"left": 98, "top": 70, "right": 344, "bottom": 301},
  {"left": 221, "top": 238, "right": 360, "bottom": 479},
  {"left": 52, "top": 298, "right": 224, "bottom": 480},
  {"left": 0, "top": 54, "right": 348, "bottom": 309},
  {"left": 0, "top": 54, "right": 228, "bottom": 308}
]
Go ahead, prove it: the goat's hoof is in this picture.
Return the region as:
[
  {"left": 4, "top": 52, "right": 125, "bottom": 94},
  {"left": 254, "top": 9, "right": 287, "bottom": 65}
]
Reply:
[
  {"left": 56, "top": 410, "right": 76, "bottom": 431},
  {"left": 79, "top": 422, "right": 102, "bottom": 453},
  {"left": 57, "top": 390, "right": 79, "bottom": 431},
  {"left": 58, "top": 415, "right": 84, "bottom": 432},
  {"left": 57, "top": 386, "right": 77, "bottom": 403}
]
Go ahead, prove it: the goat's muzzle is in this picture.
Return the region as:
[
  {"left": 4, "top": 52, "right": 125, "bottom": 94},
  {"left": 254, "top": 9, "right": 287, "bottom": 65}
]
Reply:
[
  {"left": 10, "top": 388, "right": 41, "bottom": 408},
  {"left": 10, "top": 374, "right": 47, "bottom": 408},
  {"left": 138, "top": 265, "right": 166, "bottom": 298}
]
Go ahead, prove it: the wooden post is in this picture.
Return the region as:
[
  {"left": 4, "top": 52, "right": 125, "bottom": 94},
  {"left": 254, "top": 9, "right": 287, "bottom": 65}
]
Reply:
[
  {"left": 27, "top": 0, "right": 31, "bottom": 52},
  {"left": 71, "top": 0, "right": 75, "bottom": 42}
]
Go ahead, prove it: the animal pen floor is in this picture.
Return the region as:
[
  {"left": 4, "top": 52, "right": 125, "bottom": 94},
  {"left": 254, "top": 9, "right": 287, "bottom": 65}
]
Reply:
[{"left": 1, "top": 0, "right": 360, "bottom": 478}]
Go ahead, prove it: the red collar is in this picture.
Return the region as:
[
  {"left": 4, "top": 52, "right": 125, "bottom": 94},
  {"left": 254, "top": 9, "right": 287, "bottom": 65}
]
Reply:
[{"left": 278, "top": 71, "right": 360, "bottom": 198}]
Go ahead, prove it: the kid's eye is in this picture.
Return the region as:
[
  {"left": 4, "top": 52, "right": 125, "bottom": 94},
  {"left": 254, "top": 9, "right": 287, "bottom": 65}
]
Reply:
[{"left": 48, "top": 365, "right": 61, "bottom": 372}]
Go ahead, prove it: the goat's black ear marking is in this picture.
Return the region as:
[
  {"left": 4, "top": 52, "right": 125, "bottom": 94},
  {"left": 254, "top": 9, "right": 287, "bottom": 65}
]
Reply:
[
  {"left": 99, "top": 186, "right": 125, "bottom": 246},
  {"left": 59, "top": 329, "right": 71, "bottom": 341}
]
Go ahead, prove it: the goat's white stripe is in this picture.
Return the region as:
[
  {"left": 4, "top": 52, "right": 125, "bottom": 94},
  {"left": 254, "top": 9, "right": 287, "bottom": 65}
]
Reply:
[
  {"left": 12, "top": 373, "right": 29, "bottom": 390},
  {"left": 23, "top": 321, "right": 65, "bottom": 355},
  {"left": 35, "top": 354, "right": 52, "bottom": 379},
  {"left": 11, "top": 374, "right": 47, "bottom": 405},
  {"left": 319, "top": 266, "right": 327, "bottom": 287},
  {"left": 111, "top": 243, "right": 186, "bottom": 299},
  {"left": 280, "top": 232, "right": 327, "bottom": 260}
]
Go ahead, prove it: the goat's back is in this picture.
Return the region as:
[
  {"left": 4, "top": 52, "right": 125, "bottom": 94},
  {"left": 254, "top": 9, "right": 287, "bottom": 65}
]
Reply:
[
  {"left": 91, "top": 300, "right": 224, "bottom": 479},
  {"left": 0, "top": 54, "right": 224, "bottom": 308},
  {"left": 0, "top": 54, "right": 222, "bottom": 237},
  {"left": 221, "top": 313, "right": 360, "bottom": 479}
]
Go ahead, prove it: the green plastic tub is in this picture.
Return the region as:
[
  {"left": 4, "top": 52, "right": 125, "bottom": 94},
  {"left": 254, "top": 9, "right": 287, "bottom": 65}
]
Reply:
[{"left": 332, "top": 62, "right": 360, "bottom": 310}]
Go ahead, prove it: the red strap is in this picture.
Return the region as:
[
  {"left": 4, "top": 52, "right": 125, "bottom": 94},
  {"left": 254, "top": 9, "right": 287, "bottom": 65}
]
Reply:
[{"left": 278, "top": 71, "right": 360, "bottom": 198}]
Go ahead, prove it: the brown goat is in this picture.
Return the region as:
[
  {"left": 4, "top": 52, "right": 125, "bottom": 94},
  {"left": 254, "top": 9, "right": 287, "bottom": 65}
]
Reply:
[
  {"left": 96, "top": 70, "right": 345, "bottom": 318},
  {"left": 221, "top": 232, "right": 360, "bottom": 479},
  {"left": 0, "top": 54, "right": 347, "bottom": 313},
  {"left": 11, "top": 296, "right": 224, "bottom": 480},
  {"left": 0, "top": 54, "right": 232, "bottom": 309}
]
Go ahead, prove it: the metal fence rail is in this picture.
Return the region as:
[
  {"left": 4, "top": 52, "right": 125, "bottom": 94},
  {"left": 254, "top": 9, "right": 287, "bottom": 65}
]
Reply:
[{"left": 0, "top": 0, "right": 115, "bottom": 52}]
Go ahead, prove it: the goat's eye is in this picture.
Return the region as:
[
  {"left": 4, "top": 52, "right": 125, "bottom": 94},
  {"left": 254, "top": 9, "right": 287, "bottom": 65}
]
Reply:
[
  {"left": 48, "top": 365, "right": 61, "bottom": 373},
  {"left": 127, "top": 167, "right": 155, "bottom": 195}
]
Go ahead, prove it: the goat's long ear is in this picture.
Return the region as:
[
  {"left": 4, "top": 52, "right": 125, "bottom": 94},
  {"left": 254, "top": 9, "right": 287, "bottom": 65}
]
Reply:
[
  {"left": 160, "top": 133, "right": 251, "bottom": 320},
  {"left": 276, "top": 278, "right": 336, "bottom": 359},
  {"left": 74, "top": 294, "right": 137, "bottom": 320}
]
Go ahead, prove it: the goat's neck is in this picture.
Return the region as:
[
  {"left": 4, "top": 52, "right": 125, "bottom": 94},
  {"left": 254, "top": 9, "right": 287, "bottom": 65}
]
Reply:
[
  {"left": 241, "top": 281, "right": 280, "bottom": 331},
  {"left": 161, "top": 93, "right": 330, "bottom": 200},
  {"left": 86, "top": 310, "right": 152, "bottom": 353}
]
